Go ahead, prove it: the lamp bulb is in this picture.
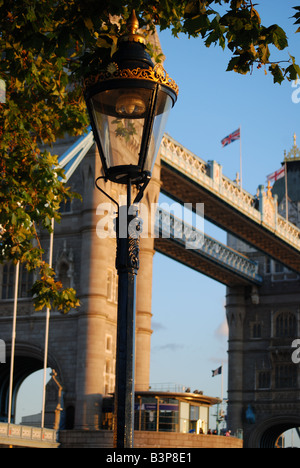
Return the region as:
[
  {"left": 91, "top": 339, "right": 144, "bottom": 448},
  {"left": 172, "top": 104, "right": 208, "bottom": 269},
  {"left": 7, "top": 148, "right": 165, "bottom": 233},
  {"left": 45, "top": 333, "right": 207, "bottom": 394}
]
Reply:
[{"left": 116, "top": 94, "right": 146, "bottom": 117}]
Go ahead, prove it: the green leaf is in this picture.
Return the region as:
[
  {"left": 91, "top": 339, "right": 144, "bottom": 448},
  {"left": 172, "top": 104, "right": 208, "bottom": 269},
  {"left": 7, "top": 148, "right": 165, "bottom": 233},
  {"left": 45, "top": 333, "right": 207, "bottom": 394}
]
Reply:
[
  {"left": 285, "top": 63, "right": 300, "bottom": 81},
  {"left": 227, "top": 56, "right": 241, "bottom": 72},
  {"left": 183, "top": 14, "right": 210, "bottom": 36},
  {"left": 269, "top": 64, "right": 284, "bottom": 84},
  {"left": 258, "top": 44, "right": 270, "bottom": 64},
  {"left": 271, "top": 25, "right": 288, "bottom": 50}
]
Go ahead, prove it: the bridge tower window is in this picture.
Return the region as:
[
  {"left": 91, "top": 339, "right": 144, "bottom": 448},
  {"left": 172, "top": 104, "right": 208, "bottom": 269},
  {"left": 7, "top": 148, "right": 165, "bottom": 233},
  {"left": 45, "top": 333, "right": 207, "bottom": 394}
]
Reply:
[
  {"left": 58, "top": 261, "right": 71, "bottom": 289},
  {"left": 265, "top": 258, "right": 271, "bottom": 274},
  {"left": 275, "top": 262, "right": 284, "bottom": 274},
  {"left": 252, "top": 322, "right": 262, "bottom": 339},
  {"left": 1, "top": 263, "right": 14, "bottom": 299},
  {"left": 59, "top": 199, "right": 72, "bottom": 214},
  {"left": 258, "top": 371, "right": 271, "bottom": 389},
  {"left": 275, "top": 312, "right": 297, "bottom": 338},
  {"left": 1, "top": 263, "right": 33, "bottom": 300},
  {"left": 275, "top": 364, "right": 297, "bottom": 389},
  {"left": 107, "top": 269, "right": 118, "bottom": 304}
]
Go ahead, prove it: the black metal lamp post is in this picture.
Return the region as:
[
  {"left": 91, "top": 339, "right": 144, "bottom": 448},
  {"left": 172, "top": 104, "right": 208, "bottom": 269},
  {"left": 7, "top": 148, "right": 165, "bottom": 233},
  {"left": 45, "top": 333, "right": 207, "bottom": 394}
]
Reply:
[{"left": 83, "top": 10, "right": 178, "bottom": 448}]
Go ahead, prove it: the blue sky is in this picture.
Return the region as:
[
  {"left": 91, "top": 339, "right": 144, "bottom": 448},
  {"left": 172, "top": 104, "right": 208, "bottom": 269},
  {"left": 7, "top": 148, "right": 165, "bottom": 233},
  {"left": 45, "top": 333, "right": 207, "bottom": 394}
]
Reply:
[
  {"left": 16, "top": 1, "right": 300, "bottom": 439},
  {"left": 150, "top": 0, "right": 300, "bottom": 405}
]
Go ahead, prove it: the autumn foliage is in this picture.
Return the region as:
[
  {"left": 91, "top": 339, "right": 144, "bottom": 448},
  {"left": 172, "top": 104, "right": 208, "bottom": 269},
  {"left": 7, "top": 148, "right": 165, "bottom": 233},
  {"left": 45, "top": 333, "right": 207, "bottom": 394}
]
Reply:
[{"left": 0, "top": 0, "right": 299, "bottom": 312}]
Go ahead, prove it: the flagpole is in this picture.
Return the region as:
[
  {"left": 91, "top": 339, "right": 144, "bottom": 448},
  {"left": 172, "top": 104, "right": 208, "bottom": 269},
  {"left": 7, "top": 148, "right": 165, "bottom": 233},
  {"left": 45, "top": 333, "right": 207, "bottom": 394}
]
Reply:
[
  {"left": 239, "top": 126, "right": 242, "bottom": 190},
  {"left": 8, "top": 261, "right": 19, "bottom": 424},
  {"left": 41, "top": 218, "right": 54, "bottom": 429},
  {"left": 221, "top": 364, "right": 223, "bottom": 404},
  {"left": 284, "top": 159, "right": 288, "bottom": 221},
  {"left": 221, "top": 364, "right": 224, "bottom": 426}
]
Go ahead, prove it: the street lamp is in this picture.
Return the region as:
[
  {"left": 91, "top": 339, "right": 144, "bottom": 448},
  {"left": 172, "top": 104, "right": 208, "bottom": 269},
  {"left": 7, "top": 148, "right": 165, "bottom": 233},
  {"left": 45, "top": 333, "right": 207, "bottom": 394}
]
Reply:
[{"left": 83, "top": 10, "right": 178, "bottom": 448}]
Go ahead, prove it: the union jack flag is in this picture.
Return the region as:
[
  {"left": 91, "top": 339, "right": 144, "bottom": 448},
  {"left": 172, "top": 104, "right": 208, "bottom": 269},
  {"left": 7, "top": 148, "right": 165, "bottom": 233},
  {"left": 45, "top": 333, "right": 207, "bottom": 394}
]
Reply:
[{"left": 221, "top": 128, "right": 241, "bottom": 147}]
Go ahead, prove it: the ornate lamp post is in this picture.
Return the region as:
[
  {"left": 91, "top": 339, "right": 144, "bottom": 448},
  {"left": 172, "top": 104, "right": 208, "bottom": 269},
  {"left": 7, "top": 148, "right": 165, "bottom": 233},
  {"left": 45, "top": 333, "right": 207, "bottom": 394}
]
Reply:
[{"left": 83, "top": 11, "right": 178, "bottom": 448}]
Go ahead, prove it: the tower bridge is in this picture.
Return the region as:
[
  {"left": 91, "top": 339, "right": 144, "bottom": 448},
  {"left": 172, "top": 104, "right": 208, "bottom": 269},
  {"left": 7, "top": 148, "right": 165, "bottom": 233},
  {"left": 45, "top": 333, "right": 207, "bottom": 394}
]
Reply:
[
  {"left": 160, "top": 134, "right": 300, "bottom": 272},
  {"left": 1, "top": 130, "right": 300, "bottom": 448},
  {"left": 59, "top": 129, "right": 300, "bottom": 274},
  {"left": 59, "top": 130, "right": 300, "bottom": 272}
]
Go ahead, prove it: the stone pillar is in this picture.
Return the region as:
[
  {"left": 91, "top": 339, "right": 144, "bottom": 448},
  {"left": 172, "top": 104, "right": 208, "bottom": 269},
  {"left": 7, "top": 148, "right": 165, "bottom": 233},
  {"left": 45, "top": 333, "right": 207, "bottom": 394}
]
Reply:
[
  {"left": 135, "top": 236, "right": 154, "bottom": 391},
  {"left": 74, "top": 147, "right": 118, "bottom": 429},
  {"left": 226, "top": 285, "right": 246, "bottom": 434},
  {"left": 44, "top": 371, "right": 63, "bottom": 430},
  {"left": 73, "top": 146, "right": 160, "bottom": 425}
]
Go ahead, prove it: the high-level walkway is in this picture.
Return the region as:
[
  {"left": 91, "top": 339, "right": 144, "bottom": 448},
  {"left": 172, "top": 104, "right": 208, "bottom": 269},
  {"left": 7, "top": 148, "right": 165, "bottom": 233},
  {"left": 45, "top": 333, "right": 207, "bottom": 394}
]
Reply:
[
  {"left": 59, "top": 130, "right": 300, "bottom": 283},
  {"left": 154, "top": 208, "right": 262, "bottom": 286},
  {"left": 160, "top": 134, "right": 300, "bottom": 272}
]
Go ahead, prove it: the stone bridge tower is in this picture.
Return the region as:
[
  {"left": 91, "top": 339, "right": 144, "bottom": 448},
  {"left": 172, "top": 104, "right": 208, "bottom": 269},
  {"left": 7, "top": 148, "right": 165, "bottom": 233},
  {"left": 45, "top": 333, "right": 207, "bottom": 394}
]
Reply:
[
  {"left": 0, "top": 138, "right": 160, "bottom": 430},
  {"left": 0, "top": 29, "right": 163, "bottom": 432},
  {"left": 226, "top": 135, "right": 300, "bottom": 448}
]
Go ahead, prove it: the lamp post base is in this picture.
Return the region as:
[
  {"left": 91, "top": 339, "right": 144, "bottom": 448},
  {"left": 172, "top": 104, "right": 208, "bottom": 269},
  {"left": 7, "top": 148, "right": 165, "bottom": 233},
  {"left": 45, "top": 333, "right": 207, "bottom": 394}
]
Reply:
[
  {"left": 113, "top": 182, "right": 140, "bottom": 448},
  {"left": 113, "top": 265, "right": 137, "bottom": 448}
]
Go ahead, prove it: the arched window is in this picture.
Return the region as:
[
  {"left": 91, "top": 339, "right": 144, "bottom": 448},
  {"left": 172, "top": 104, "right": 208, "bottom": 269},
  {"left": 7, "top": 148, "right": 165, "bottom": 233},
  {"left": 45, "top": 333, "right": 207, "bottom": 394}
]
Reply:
[
  {"left": 59, "top": 199, "right": 72, "bottom": 214},
  {"left": 1, "top": 263, "right": 33, "bottom": 299},
  {"left": 107, "top": 269, "right": 118, "bottom": 304},
  {"left": 258, "top": 371, "right": 271, "bottom": 389},
  {"left": 20, "top": 264, "right": 34, "bottom": 298},
  {"left": 58, "top": 261, "right": 71, "bottom": 289},
  {"left": 252, "top": 322, "right": 262, "bottom": 339},
  {"left": 1, "top": 263, "right": 14, "bottom": 299},
  {"left": 275, "top": 364, "right": 297, "bottom": 389},
  {"left": 65, "top": 406, "right": 75, "bottom": 430},
  {"left": 55, "top": 246, "right": 74, "bottom": 291},
  {"left": 0, "top": 340, "right": 6, "bottom": 364},
  {"left": 275, "top": 312, "right": 297, "bottom": 338}
]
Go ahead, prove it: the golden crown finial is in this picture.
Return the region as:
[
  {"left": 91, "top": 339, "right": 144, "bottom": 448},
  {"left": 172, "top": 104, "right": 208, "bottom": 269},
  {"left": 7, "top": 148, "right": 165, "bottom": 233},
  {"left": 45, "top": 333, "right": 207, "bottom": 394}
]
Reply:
[
  {"left": 284, "top": 132, "right": 300, "bottom": 161},
  {"left": 127, "top": 10, "right": 139, "bottom": 35},
  {"left": 119, "top": 10, "right": 146, "bottom": 45}
]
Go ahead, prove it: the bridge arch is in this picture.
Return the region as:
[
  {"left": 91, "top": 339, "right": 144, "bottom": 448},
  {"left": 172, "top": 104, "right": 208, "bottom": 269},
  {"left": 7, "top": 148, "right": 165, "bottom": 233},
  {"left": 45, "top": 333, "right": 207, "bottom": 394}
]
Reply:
[
  {"left": 0, "top": 342, "right": 61, "bottom": 423},
  {"left": 247, "top": 415, "right": 300, "bottom": 448}
]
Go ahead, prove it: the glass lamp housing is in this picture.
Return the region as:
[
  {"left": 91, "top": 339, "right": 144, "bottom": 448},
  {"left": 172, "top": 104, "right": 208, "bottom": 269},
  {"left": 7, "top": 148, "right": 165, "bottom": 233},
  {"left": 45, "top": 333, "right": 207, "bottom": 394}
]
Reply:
[
  {"left": 86, "top": 80, "right": 174, "bottom": 183},
  {"left": 84, "top": 15, "right": 178, "bottom": 185}
]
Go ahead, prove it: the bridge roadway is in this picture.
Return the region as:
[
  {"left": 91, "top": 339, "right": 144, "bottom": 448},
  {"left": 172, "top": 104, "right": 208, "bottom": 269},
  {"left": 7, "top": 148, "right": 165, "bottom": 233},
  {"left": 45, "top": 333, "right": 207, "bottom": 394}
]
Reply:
[
  {"left": 160, "top": 134, "right": 300, "bottom": 273},
  {"left": 0, "top": 423, "right": 59, "bottom": 448}
]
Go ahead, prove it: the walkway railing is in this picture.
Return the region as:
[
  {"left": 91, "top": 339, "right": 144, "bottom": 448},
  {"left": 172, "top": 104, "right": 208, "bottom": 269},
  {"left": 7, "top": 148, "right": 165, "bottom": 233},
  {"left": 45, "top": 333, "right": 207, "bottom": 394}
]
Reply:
[
  {"left": 56, "top": 129, "right": 300, "bottom": 264},
  {"left": 58, "top": 129, "right": 300, "bottom": 253},
  {"left": 160, "top": 134, "right": 300, "bottom": 252},
  {"left": 155, "top": 208, "right": 262, "bottom": 284},
  {"left": 0, "top": 422, "right": 59, "bottom": 448}
]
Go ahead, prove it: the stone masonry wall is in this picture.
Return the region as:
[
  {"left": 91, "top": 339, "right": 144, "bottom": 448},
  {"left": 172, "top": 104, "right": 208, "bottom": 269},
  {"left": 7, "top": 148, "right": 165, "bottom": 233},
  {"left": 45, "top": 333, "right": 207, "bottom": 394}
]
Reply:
[{"left": 59, "top": 430, "right": 243, "bottom": 449}]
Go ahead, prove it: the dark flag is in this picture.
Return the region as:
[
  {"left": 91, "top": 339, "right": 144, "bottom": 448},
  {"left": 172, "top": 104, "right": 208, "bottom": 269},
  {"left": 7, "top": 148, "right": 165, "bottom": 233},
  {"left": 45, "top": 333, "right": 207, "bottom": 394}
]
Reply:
[{"left": 212, "top": 366, "right": 222, "bottom": 377}]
